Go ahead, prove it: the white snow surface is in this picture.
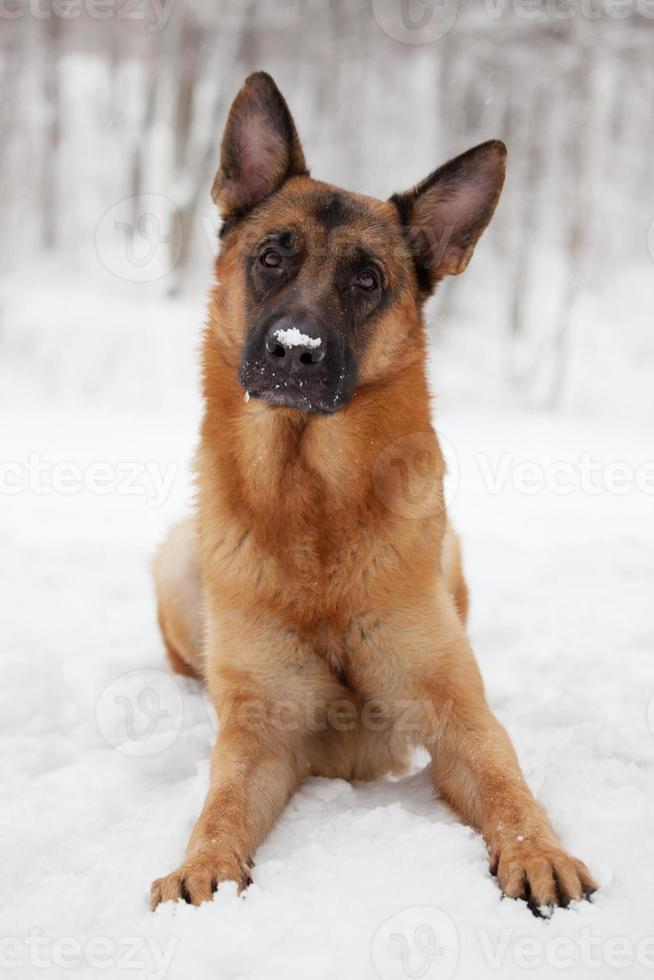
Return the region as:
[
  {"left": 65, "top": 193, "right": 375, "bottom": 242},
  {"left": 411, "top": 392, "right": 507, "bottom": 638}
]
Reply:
[
  {"left": 274, "top": 327, "right": 322, "bottom": 349},
  {"left": 2, "top": 279, "right": 654, "bottom": 980}
]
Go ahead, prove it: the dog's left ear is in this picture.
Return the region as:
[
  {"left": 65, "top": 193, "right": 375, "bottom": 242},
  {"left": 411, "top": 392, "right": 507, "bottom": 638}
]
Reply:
[
  {"left": 391, "top": 140, "right": 506, "bottom": 292},
  {"left": 212, "top": 72, "right": 307, "bottom": 220}
]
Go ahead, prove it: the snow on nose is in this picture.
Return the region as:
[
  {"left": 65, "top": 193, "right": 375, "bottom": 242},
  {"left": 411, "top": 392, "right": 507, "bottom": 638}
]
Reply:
[{"left": 274, "top": 327, "right": 322, "bottom": 350}]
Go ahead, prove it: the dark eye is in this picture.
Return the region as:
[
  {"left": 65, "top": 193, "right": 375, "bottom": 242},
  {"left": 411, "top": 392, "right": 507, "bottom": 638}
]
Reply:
[
  {"left": 354, "top": 268, "right": 379, "bottom": 291},
  {"left": 261, "top": 248, "right": 282, "bottom": 268}
]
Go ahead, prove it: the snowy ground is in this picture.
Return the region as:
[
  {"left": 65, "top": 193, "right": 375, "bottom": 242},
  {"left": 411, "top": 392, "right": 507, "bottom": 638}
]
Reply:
[{"left": 2, "top": 283, "right": 654, "bottom": 980}]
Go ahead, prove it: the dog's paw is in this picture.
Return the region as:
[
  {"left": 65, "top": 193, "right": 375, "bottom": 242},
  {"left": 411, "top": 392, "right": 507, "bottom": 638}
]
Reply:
[
  {"left": 151, "top": 851, "right": 252, "bottom": 910},
  {"left": 491, "top": 840, "right": 597, "bottom": 913}
]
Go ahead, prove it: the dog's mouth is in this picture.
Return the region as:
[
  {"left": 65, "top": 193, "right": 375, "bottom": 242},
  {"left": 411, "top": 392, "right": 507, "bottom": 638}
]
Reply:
[{"left": 239, "top": 362, "right": 352, "bottom": 415}]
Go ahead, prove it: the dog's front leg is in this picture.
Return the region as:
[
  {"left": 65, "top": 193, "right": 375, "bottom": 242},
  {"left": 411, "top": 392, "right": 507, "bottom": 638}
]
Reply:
[
  {"left": 422, "top": 590, "right": 597, "bottom": 910},
  {"left": 151, "top": 691, "right": 299, "bottom": 909}
]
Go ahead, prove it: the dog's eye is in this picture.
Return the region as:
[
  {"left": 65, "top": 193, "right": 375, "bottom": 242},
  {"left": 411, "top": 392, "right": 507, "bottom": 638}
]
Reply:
[
  {"left": 354, "top": 268, "right": 379, "bottom": 291},
  {"left": 260, "top": 248, "right": 283, "bottom": 268}
]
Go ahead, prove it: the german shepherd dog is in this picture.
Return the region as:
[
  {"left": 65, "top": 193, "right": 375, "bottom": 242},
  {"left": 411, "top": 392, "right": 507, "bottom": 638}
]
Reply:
[{"left": 151, "top": 73, "right": 596, "bottom": 912}]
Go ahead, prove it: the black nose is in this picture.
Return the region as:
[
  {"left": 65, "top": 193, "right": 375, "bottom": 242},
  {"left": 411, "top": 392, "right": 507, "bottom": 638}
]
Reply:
[{"left": 265, "top": 320, "right": 326, "bottom": 374}]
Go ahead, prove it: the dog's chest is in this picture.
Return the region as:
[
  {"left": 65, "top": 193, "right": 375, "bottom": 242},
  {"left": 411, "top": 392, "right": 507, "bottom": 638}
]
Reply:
[{"left": 311, "top": 609, "right": 385, "bottom": 693}]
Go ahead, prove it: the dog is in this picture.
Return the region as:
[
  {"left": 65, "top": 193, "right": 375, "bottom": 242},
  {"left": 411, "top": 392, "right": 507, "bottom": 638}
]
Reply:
[{"left": 151, "top": 72, "right": 596, "bottom": 912}]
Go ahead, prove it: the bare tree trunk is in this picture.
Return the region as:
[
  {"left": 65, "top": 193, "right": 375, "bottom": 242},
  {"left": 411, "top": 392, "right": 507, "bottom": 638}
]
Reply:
[
  {"left": 0, "top": 32, "right": 19, "bottom": 208},
  {"left": 41, "top": 16, "right": 61, "bottom": 250},
  {"left": 131, "top": 44, "right": 162, "bottom": 226},
  {"left": 165, "top": 11, "right": 203, "bottom": 295},
  {"left": 548, "top": 35, "right": 595, "bottom": 409},
  {"left": 507, "top": 81, "right": 548, "bottom": 394},
  {"left": 169, "top": 2, "right": 254, "bottom": 292},
  {"left": 173, "top": 12, "right": 201, "bottom": 176}
]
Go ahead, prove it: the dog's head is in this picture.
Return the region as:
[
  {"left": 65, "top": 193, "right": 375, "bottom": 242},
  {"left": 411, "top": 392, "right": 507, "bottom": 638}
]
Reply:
[{"left": 211, "top": 72, "right": 506, "bottom": 415}]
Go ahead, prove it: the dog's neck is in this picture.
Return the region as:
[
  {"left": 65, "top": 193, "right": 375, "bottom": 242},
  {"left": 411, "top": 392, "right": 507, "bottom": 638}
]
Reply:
[{"left": 200, "top": 327, "right": 437, "bottom": 528}]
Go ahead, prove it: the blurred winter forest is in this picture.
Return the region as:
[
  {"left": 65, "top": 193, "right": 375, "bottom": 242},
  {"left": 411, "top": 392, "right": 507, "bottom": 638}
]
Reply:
[{"left": 1, "top": 0, "right": 653, "bottom": 418}]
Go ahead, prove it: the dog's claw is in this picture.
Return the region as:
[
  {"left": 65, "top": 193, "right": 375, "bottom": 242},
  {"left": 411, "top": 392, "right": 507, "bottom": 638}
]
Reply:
[
  {"left": 151, "top": 854, "right": 253, "bottom": 910},
  {"left": 494, "top": 844, "right": 597, "bottom": 911}
]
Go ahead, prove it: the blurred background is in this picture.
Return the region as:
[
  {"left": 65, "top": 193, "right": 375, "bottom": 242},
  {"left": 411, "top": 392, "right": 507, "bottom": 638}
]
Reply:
[{"left": 1, "top": 0, "right": 653, "bottom": 420}]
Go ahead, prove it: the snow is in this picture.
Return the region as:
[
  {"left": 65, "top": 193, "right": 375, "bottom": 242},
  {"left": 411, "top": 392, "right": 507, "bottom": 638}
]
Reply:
[
  {"left": 1, "top": 277, "right": 654, "bottom": 980},
  {"left": 274, "top": 327, "right": 322, "bottom": 349}
]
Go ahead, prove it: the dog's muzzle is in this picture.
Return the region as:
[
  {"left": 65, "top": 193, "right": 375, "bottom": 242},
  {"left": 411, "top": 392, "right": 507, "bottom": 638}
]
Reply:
[{"left": 239, "top": 313, "right": 355, "bottom": 415}]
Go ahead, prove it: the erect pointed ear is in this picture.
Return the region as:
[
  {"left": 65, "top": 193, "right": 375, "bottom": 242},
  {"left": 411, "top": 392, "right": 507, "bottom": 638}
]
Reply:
[
  {"left": 211, "top": 72, "right": 307, "bottom": 220},
  {"left": 390, "top": 140, "right": 507, "bottom": 293}
]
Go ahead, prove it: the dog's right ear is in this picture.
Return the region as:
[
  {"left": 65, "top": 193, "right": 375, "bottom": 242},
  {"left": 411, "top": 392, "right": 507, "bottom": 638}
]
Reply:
[{"left": 212, "top": 72, "right": 307, "bottom": 221}]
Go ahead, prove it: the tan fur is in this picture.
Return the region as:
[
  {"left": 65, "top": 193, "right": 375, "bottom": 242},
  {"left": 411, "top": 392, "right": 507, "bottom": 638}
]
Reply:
[
  {"left": 153, "top": 518, "right": 204, "bottom": 679},
  {"left": 150, "top": 79, "right": 595, "bottom": 912},
  {"left": 442, "top": 521, "right": 468, "bottom": 624}
]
